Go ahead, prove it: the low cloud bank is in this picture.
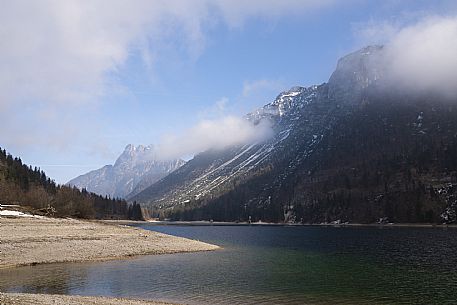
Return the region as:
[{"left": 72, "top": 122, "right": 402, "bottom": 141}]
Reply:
[
  {"left": 155, "top": 116, "right": 273, "bottom": 160},
  {"left": 361, "top": 16, "right": 457, "bottom": 98}
]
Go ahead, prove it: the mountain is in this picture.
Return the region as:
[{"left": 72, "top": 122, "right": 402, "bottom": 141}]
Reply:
[
  {"left": 130, "top": 46, "right": 457, "bottom": 224},
  {"left": 68, "top": 145, "right": 185, "bottom": 199}
]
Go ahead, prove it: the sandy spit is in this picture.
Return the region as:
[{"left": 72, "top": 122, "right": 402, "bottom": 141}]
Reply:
[
  {"left": 0, "top": 292, "right": 177, "bottom": 305},
  {"left": 0, "top": 216, "right": 219, "bottom": 269}
]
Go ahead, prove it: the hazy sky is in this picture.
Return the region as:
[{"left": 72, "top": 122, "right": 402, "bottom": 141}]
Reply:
[{"left": 1, "top": 0, "right": 457, "bottom": 183}]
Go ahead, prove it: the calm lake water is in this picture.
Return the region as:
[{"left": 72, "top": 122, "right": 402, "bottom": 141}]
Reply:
[{"left": 1, "top": 225, "right": 457, "bottom": 304}]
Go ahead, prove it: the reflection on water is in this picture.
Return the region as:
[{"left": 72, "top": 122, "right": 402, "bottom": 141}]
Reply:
[{"left": 1, "top": 225, "right": 457, "bottom": 304}]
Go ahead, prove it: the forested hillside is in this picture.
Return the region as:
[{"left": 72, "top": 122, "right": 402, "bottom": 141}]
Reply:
[
  {"left": 166, "top": 96, "right": 457, "bottom": 224},
  {"left": 0, "top": 147, "right": 143, "bottom": 220}
]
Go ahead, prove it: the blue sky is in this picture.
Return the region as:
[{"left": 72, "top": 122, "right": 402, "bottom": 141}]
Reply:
[{"left": 1, "top": 0, "right": 457, "bottom": 183}]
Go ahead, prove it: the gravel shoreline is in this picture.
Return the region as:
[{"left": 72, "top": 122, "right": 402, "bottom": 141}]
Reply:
[
  {"left": 0, "top": 292, "right": 177, "bottom": 305},
  {"left": 0, "top": 216, "right": 219, "bottom": 269}
]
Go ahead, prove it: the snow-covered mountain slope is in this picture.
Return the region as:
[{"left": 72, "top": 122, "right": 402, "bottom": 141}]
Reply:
[
  {"left": 68, "top": 145, "right": 185, "bottom": 199},
  {"left": 130, "top": 46, "right": 457, "bottom": 224}
]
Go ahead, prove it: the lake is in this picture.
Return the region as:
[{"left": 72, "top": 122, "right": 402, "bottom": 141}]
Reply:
[{"left": 1, "top": 225, "right": 456, "bottom": 304}]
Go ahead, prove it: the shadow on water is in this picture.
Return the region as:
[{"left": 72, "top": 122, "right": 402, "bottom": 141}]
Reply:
[{"left": 1, "top": 225, "right": 457, "bottom": 304}]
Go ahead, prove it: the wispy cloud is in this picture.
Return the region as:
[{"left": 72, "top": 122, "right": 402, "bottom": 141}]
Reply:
[
  {"left": 356, "top": 14, "right": 457, "bottom": 97},
  {"left": 168, "top": 78, "right": 287, "bottom": 161},
  {"left": 0, "top": 0, "right": 339, "bottom": 156},
  {"left": 384, "top": 16, "right": 457, "bottom": 97},
  {"left": 155, "top": 116, "right": 273, "bottom": 160},
  {"left": 0, "top": 0, "right": 338, "bottom": 107}
]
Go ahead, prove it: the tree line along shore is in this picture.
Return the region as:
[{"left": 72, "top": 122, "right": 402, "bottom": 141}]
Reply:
[{"left": 0, "top": 147, "right": 144, "bottom": 220}]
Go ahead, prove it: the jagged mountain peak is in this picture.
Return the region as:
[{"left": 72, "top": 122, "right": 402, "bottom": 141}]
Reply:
[
  {"left": 248, "top": 85, "right": 319, "bottom": 122},
  {"left": 271, "top": 86, "right": 306, "bottom": 114},
  {"left": 123, "top": 144, "right": 152, "bottom": 152},
  {"left": 275, "top": 86, "right": 305, "bottom": 99},
  {"left": 115, "top": 144, "right": 155, "bottom": 167},
  {"left": 68, "top": 144, "right": 185, "bottom": 199}
]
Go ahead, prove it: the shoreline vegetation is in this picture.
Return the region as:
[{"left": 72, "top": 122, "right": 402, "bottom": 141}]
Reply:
[
  {"left": 105, "top": 219, "right": 457, "bottom": 229},
  {"left": 0, "top": 147, "right": 144, "bottom": 221}
]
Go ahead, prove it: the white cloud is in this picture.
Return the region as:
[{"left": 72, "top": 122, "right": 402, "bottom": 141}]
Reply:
[
  {"left": 383, "top": 16, "right": 457, "bottom": 97},
  {"left": 356, "top": 15, "right": 457, "bottom": 97},
  {"left": 0, "top": 0, "right": 338, "bottom": 107},
  {"left": 0, "top": 0, "right": 339, "bottom": 155},
  {"left": 165, "top": 79, "right": 284, "bottom": 160},
  {"left": 0, "top": 1, "right": 204, "bottom": 107},
  {"left": 155, "top": 116, "right": 273, "bottom": 160}
]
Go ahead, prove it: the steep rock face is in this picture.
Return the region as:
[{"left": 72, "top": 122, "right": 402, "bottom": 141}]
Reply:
[
  {"left": 131, "top": 46, "right": 457, "bottom": 223},
  {"left": 328, "top": 45, "right": 384, "bottom": 103},
  {"left": 68, "top": 145, "right": 185, "bottom": 198}
]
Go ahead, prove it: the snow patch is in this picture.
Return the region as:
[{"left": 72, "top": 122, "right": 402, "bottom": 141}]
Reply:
[{"left": 0, "top": 209, "right": 44, "bottom": 218}]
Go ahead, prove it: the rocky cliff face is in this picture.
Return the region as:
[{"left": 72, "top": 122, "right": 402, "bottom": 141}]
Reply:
[
  {"left": 68, "top": 145, "right": 185, "bottom": 199},
  {"left": 130, "top": 46, "right": 457, "bottom": 224}
]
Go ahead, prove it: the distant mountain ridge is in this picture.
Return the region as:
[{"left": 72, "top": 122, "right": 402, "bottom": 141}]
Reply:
[
  {"left": 68, "top": 144, "right": 185, "bottom": 198},
  {"left": 130, "top": 46, "right": 457, "bottom": 224}
]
